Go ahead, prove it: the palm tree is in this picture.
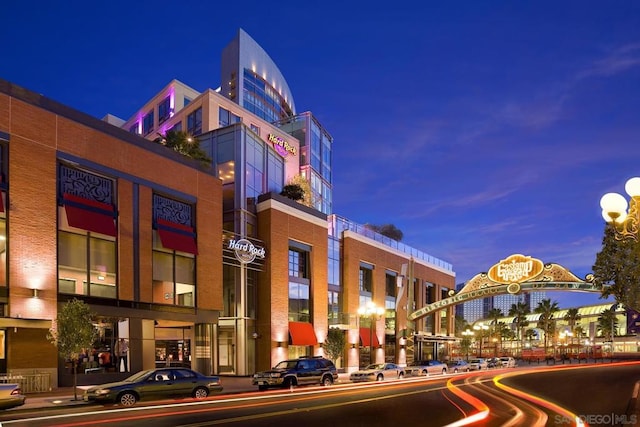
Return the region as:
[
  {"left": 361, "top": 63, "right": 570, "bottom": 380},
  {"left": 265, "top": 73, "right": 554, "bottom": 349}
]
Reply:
[
  {"left": 563, "top": 308, "right": 581, "bottom": 350},
  {"left": 534, "top": 299, "right": 559, "bottom": 356},
  {"left": 487, "top": 308, "right": 503, "bottom": 341},
  {"left": 597, "top": 307, "right": 618, "bottom": 354},
  {"left": 509, "top": 301, "right": 530, "bottom": 357}
]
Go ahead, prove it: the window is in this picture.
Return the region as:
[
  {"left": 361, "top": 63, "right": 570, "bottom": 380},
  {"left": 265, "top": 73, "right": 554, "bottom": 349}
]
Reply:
[
  {"left": 143, "top": 110, "right": 154, "bottom": 135},
  {"left": 289, "top": 242, "right": 311, "bottom": 322},
  {"left": 219, "top": 107, "right": 241, "bottom": 127},
  {"left": 288, "top": 249, "right": 308, "bottom": 278},
  {"left": 158, "top": 97, "right": 171, "bottom": 123},
  {"left": 184, "top": 97, "right": 191, "bottom": 106},
  {"left": 187, "top": 108, "right": 202, "bottom": 136},
  {"left": 57, "top": 164, "right": 117, "bottom": 298},
  {"left": 129, "top": 122, "right": 139, "bottom": 135},
  {"left": 152, "top": 194, "right": 196, "bottom": 307},
  {"left": 250, "top": 124, "right": 260, "bottom": 136},
  {"left": 359, "top": 264, "right": 373, "bottom": 293},
  {"left": 385, "top": 271, "right": 396, "bottom": 298},
  {"left": 289, "top": 282, "right": 310, "bottom": 322}
]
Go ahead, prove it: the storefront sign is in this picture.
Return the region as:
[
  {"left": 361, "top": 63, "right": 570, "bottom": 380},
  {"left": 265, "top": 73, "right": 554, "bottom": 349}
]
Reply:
[
  {"left": 228, "top": 239, "right": 266, "bottom": 264},
  {"left": 487, "top": 254, "right": 544, "bottom": 284},
  {"left": 268, "top": 134, "right": 296, "bottom": 157}
]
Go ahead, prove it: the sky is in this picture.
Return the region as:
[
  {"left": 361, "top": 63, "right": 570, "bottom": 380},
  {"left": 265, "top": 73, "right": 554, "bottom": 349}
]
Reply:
[{"left": 3, "top": 1, "right": 640, "bottom": 309}]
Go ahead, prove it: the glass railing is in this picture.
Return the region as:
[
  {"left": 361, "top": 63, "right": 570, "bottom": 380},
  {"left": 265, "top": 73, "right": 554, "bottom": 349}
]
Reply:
[{"left": 328, "top": 214, "right": 452, "bottom": 272}]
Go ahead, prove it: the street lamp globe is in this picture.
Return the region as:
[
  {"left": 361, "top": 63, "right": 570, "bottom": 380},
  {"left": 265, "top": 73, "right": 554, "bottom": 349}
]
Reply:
[
  {"left": 625, "top": 177, "right": 640, "bottom": 197},
  {"left": 600, "top": 192, "right": 628, "bottom": 223}
]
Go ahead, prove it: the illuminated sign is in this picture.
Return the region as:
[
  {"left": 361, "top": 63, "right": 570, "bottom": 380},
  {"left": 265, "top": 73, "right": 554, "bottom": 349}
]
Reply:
[
  {"left": 268, "top": 134, "right": 297, "bottom": 157},
  {"left": 488, "top": 254, "right": 544, "bottom": 284},
  {"left": 228, "top": 239, "right": 266, "bottom": 264}
]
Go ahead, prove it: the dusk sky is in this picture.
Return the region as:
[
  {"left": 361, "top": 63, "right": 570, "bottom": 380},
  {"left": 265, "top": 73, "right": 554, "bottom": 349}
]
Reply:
[{"left": 4, "top": 1, "right": 639, "bottom": 308}]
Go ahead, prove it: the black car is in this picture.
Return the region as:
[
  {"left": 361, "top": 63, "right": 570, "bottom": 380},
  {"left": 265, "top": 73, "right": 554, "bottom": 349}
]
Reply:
[
  {"left": 252, "top": 356, "right": 338, "bottom": 391},
  {"left": 83, "top": 368, "right": 223, "bottom": 406}
]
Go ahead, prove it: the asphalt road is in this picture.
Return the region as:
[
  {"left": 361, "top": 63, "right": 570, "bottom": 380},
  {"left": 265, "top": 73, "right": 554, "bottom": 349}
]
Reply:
[{"left": 1, "top": 362, "right": 638, "bottom": 427}]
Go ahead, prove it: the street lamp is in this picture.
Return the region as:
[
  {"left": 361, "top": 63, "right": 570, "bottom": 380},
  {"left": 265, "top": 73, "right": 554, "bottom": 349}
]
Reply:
[
  {"left": 600, "top": 177, "right": 640, "bottom": 241},
  {"left": 473, "top": 324, "right": 489, "bottom": 357},
  {"left": 358, "top": 301, "right": 385, "bottom": 365}
]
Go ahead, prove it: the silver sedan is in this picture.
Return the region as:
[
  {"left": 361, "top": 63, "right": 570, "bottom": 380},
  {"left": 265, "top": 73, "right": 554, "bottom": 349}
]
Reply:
[{"left": 349, "top": 363, "right": 405, "bottom": 382}]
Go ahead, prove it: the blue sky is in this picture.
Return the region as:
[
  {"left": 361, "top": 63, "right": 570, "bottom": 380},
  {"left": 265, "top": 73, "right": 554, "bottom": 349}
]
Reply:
[{"left": 3, "top": 1, "right": 640, "bottom": 308}]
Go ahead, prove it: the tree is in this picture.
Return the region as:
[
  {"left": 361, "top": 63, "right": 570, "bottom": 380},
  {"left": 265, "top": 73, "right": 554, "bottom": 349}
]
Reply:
[
  {"left": 487, "top": 308, "right": 503, "bottom": 338},
  {"left": 509, "top": 301, "right": 530, "bottom": 357},
  {"left": 364, "top": 224, "right": 404, "bottom": 241},
  {"left": 323, "top": 327, "right": 346, "bottom": 366},
  {"left": 48, "top": 299, "right": 97, "bottom": 401},
  {"left": 564, "top": 308, "right": 581, "bottom": 336},
  {"left": 593, "top": 224, "right": 640, "bottom": 311},
  {"left": 280, "top": 184, "right": 305, "bottom": 202},
  {"left": 534, "top": 298, "right": 559, "bottom": 355},
  {"left": 597, "top": 307, "right": 618, "bottom": 343},
  {"left": 156, "top": 130, "right": 211, "bottom": 166},
  {"left": 280, "top": 175, "right": 313, "bottom": 208}
]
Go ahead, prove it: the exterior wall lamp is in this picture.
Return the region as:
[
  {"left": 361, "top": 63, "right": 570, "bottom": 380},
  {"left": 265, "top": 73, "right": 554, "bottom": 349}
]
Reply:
[{"left": 600, "top": 177, "right": 640, "bottom": 241}]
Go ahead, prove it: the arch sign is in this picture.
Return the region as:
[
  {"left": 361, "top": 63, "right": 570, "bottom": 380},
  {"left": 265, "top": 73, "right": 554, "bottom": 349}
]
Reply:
[{"left": 409, "top": 254, "right": 602, "bottom": 321}]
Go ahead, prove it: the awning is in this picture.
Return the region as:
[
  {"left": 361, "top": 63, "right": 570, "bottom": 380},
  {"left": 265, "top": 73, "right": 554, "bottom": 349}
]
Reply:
[
  {"left": 157, "top": 218, "right": 198, "bottom": 255},
  {"left": 288, "top": 321, "right": 318, "bottom": 346},
  {"left": 62, "top": 193, "right": 116, "bottom": 237},
  {"left": 359, "top": 327, "right": 380, "bottom": 347}
]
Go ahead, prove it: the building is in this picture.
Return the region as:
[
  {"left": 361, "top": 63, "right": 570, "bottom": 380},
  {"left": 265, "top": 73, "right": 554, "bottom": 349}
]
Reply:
[{"left": 0, "top": 29, "right": 457, "bottom": 387}]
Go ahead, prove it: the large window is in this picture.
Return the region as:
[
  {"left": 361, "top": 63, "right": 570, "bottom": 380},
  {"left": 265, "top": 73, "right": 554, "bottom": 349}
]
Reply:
[
  {"left": 158, "top": 96, "right": 171, "bottom": 123},
  {"left": 289, "top": 243, "right": 311, "bottom": 322},
  {"left": 359, "top": 263, "right": 373, "bottom": 293},
  {"left": 219, "top": 107, "right": 241, "bottom": 127},
  {"left": 187, "top": 107, "right": 202, "bottom": 136},
  {"left": 57, "top": 164, "right": 117, "bottom": 298},
  {"left": 152, "top": 194, "right": 197, "bottom": 307},
  {"left": 143, "top": 110, "right": 154, "bottom": 136},
  {"left": 245, "top": 136, "right": 264, "bottom": 200}
]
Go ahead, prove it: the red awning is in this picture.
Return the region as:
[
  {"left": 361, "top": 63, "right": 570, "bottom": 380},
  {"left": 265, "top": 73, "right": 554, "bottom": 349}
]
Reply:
[
  {"left": 288, "top": 322, "right": 318, "bottom": 346},
  {"left": 62, "top": 193, "right": 116, "bottom": 237},
  {"left": 359, "top": 327, "right": 380, "bottom": 347},
  {"left": 157, "top": 218, "right": 198, "bottom": 255}
]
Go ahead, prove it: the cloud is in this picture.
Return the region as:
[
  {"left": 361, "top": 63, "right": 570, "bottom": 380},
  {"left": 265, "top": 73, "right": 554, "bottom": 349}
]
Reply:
[{"left": 577, "top": 42, "right": 640, "bottom": 79}]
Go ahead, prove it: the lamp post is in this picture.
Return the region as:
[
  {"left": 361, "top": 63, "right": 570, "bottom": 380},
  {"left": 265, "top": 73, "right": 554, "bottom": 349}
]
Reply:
[
  {"left": 473, "top": 324, "right": 489, "bottom": 357},
  {"left": 600, "top": 177, "right": 640, "bottom": 241},
  {"left": 358, "top": 301, "right": 385, "bottom": 365}
]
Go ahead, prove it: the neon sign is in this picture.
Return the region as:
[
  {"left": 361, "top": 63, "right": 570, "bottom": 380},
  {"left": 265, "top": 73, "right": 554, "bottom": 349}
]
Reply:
[{"left": 268, "top": 134, "right": 296, "bottom": 157}]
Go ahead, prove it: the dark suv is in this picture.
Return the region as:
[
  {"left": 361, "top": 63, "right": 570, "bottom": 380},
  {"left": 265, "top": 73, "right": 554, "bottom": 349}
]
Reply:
[{"left": 252, "top": 356, "right": 338, "bottom": 391}]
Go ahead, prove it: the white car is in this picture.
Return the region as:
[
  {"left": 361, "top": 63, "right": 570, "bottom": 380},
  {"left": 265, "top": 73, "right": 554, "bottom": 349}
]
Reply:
[
  {"left": 499, "top": 356, "right": 516, "bottom": 368},
  {"left": 468, "top": 358, "right": 488, "bottom": 370},
  {"left": 349, "top": 363, "right": 405, "bottom": 382}
]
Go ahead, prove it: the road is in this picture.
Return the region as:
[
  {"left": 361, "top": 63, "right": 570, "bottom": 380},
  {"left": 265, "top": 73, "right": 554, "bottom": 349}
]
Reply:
[{"left": 1, "top": 362, "right": 638, "bottom": 427}]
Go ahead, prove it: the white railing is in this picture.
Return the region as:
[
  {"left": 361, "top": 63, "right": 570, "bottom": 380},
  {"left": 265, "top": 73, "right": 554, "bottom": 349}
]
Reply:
[{"left": 0, "top": 372, "right": 52, "bottom": 393}]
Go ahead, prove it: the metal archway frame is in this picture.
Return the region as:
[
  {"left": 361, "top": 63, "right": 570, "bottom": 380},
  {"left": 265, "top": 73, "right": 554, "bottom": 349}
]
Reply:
[{"left": 409, "top": 255, "right": 602, "bottom": 321}]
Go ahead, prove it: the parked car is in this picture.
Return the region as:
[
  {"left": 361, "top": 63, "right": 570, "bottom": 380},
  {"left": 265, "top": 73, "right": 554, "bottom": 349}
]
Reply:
[
  {"left": 468, "top": 358, "right": 488, "bottom": 371},
  {"left": 252, "top": 356, "right": 338, "bottom": 391},
  {"left": 83, "top": 367, "right": 223, "bottom": 406},
  {"left": 448, "top": 360, "right": 470, "bottom": 373},
  {"left": 349, "top": 363, "right": 405, "bottom": 382},
  {"left": 0, "top": 384, "right": 25, "bottom": 410},
  {"left": 405, "top": 360, "right": 448, "bottom": 376},
  {"left": 500, "top": 356, "right": 516, "bottom": 368},
  {"left": 487, "top": 357, "right": 501, "bottom": 368}
]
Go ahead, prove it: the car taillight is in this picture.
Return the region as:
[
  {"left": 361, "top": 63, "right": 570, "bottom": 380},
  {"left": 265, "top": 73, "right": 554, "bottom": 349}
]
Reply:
[{"left": 10, "top": 388, "right": 21, "bottom": 395}]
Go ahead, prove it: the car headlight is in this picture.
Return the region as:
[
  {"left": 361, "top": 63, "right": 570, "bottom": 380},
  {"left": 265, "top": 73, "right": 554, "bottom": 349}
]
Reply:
[
  {"left": 95, "top": 389, "right": 110, "bottom": 395},
  {"left": 269, "top": 373, "right": 281, "bottom": 378}
]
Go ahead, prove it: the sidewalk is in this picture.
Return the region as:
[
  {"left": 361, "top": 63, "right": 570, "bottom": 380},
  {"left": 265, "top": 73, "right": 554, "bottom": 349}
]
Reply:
[
  {"left": 14, "top": 374, "right": 353, "bottom": 412},
  {"left": 14, "top": 375, "right": 258, "bottom": 412}
]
